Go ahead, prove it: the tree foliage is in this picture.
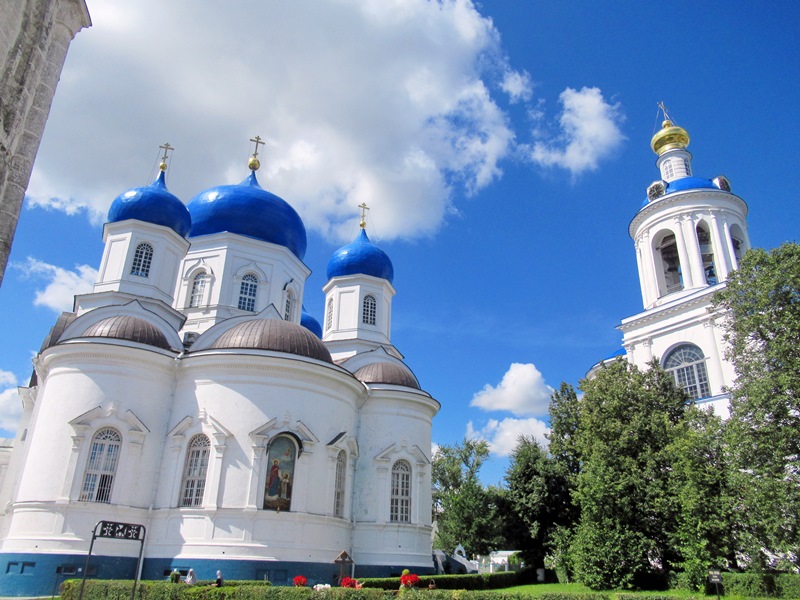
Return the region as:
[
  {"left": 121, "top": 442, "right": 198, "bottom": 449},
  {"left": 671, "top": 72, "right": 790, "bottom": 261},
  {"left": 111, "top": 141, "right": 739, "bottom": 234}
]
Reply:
[
  {"left": 432, "top": 438, "right": 504, "bottom": 556},
  {"left": 712, "top": 242, "right": 800, "bottom": 566},
  {"left": 504, "top": 435, "right": 572, "bottom": 568},
  {"left": 569, "top": 359, "right": 688, "bottom": 589}
]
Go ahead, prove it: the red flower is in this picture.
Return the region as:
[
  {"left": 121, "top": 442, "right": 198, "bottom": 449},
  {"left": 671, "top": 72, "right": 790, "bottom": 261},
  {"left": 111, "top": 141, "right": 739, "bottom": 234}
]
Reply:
[
  {"left": 400, "top": 573, "right": 420, "bottom": 588},
  {"left": 340, "top": 577, "right": 357, "bottom": 588},
  {"left": 293, "top": 575, "right": 307, "bottom": 587}
]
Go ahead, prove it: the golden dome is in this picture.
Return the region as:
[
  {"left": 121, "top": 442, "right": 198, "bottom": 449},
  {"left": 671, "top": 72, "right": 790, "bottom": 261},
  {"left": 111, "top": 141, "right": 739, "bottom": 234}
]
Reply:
[{"left": 650, "top": 119, "right": 690, "bottom": 156}]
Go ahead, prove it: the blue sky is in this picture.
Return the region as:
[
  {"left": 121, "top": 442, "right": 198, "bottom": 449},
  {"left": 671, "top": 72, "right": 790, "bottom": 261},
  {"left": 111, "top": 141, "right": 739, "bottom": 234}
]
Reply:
[{"left": 1, "top": 1, "right": 798, "bottom": 484}]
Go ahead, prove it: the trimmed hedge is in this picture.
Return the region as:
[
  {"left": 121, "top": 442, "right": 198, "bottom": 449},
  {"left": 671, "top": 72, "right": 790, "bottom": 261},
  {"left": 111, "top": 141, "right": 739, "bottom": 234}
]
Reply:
[{"left": 361, "top": 569, "right": 531, "bottom": 591}]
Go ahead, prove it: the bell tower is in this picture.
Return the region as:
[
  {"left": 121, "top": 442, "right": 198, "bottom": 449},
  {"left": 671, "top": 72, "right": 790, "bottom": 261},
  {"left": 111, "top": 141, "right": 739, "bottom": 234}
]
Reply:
[{"left": 619, "top": 107, "right": 751, "bottom": 416}]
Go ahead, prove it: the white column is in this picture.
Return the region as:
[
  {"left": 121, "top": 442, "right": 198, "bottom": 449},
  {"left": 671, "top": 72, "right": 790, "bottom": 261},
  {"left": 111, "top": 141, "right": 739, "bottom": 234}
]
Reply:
[
  {"left": 722, "top": 219, "right": 738, "bottom": 272},
  {"left": 672, "top": 217, "right": 695, "bottom": 289},
  {"left": 707, "top": 213, "right": 729, "bottom": 282},
  {"left": 680, "top": 215, "right": 705, "bottom": 288},
  {"left": 702, "top": 318, "right": 725, "bottom": 396}
]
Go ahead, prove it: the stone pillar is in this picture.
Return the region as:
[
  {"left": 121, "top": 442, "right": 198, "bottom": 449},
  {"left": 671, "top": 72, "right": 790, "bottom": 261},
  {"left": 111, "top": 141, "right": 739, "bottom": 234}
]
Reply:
[{"left": 0, "top": 0, "right": 90, "bottom": 286}]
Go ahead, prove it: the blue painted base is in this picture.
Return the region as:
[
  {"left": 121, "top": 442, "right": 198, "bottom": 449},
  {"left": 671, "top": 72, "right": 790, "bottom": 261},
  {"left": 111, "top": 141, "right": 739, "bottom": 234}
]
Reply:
[{"left": 0, "top": 552, "right": 435, "bottom": 597}]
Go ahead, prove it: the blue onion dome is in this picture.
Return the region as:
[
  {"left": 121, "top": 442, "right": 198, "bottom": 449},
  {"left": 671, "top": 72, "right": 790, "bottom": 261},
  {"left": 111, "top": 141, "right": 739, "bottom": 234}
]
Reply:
[
  {"left": 107, "top": 170, "right": 191, "bottom": 238},
  {"left": 326, "top": 228, "right": 394, "bottom": 283},
  {"left": 300, "top": 307, "right": 323, "bottom": 339},
  {"left": 187, "top": 170, "right": 307, "bottom": 260}
]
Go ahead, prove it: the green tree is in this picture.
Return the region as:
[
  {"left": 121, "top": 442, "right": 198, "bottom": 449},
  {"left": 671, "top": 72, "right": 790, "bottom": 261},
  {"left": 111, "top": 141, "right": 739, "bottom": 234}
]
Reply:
[
  {"left": 712, "top": 242, "right": 800, "bottom": 567},
  {"left": 504, "top": 435, "right": 573, "bottom": 569},
  {"left": 667, "top": 406, "right": 734, "bottom": 589},
  {"left": 571, "top": 359, "right": 687, "bottom": 590},
  {"left": 432, "top": 438, "right": 503, "bottom": 556}
]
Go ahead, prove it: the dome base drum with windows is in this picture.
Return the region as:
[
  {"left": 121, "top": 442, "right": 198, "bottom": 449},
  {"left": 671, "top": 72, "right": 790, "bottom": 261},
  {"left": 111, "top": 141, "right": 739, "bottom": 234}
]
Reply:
[
  {"left": 589, "top": 111, "right": 749, "bottom": 417},
  {"left": 0, "top": 151, "right": 439, "bottom": 597}
]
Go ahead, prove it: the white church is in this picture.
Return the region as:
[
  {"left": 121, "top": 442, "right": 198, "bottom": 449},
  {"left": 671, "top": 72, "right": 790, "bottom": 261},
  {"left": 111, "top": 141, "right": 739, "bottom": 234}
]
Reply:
[
  {"left": 0, "top": 146, "right": 440, "bottom": 595},
  {"left": 590, "top": 115, "right": 749, "bottom": 417}
]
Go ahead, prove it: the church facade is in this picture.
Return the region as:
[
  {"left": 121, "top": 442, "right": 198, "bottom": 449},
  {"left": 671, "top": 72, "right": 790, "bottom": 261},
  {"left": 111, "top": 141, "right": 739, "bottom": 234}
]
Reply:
[
  {"left": 592, "top": 116, "right": 750, "bottom": 416},
  {"left": 0, "top": 151, "right": 439, "bottom": 596}
]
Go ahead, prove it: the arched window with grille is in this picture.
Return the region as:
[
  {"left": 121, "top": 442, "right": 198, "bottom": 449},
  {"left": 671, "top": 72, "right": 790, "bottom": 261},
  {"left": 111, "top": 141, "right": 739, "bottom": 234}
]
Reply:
[
  {"left": 130, "top": 243, "right": 153, "bottom": 277},
  {"left": 362, "top": 294, "right": 376, "bottom": 325},
  {"left": 80, "top": 428, "right": 121, "bottom": 503},
  {"left": 189, "top": 272, "right": 209, "bottom": 308},
  {"left": 180, "top": 434, "right": 210, "bottom": 507},
  {"left": 334, "top": 450, "right": 346, "bottom": 518},
  {"left": 663, "top": 344, "right": 711, "bottom": 400},
  {"left": 284, "top": 289, "right": 295, "bottom": 321},
  {"left": 325, "top": 298, "right": 334, "bottom": 331},
  {"left": 238, "top": 274, "right": 258, "bottom": 311},
  {"left": 390, "top": 459, "right": 411, "bottom": 522}
]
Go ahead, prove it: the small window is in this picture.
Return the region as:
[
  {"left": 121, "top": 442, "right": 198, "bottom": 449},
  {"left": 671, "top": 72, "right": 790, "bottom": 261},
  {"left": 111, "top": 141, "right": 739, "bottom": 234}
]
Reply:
[
  {"left": 189, "top": 273, "right": 209, "bottom": 308},
  {"left": 362, "top": 295, "right": 376, "bottom": 326},
  {"left": 334, "top": 450, "right": 346, "bottom": 518},
  {"left": 80, "top": 428, "right": 121, "bottom": 503},
  {"left": 662, "top": 160, "right": 674, "bottom": 180},
  {"left": 325, "top": 298, "right": 334, "bottom": 331},
  {"left": 130, "top": 243, "right": 153, "bottom": 277},
  {"left": 664, "top": 344, "right": 711, "bottom": 400},
  {"left": 180, "top": 435, "right": 210, "bottom": 507},
  {"left": 238, "top": 274, "right": 258, "bottom": 312},
  {"left": 284, "top": 290, "right": 294, "bottom": 321},
  {"left": 390, "top": 459, "right": 411, "bottom": 522}
]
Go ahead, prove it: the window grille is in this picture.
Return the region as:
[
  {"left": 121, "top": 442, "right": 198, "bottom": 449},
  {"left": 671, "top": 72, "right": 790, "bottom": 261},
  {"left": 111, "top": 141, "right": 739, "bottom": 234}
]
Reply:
[
  {"left": 238, "top": 274, "right": 258, "bottom": 311},
  {"left": 664, "top": 344, "right": 711, "bottom": 400},
  {"left": 130, "top": 243, "right": 153, "bottom": 277},
  {"left": 180, "top": 435, "right": 210, "bottom": 507},
  {"left": 334, "top": 451, "right": 346, "bottom": 518},
  {"left": 80, "top": 428, "right": 121, "bottom": 503},
  {"left": 325, "top": 299, "right": 334, "bottom": 331},
  {"left": 189, "top": 273, "right": 209, "bottom": 308},
  {"left": 362, "top": 295, "right": 376, "bottom": 326},
  {"left": 390, "top": 460, "right": 411, "bottom": 522}
]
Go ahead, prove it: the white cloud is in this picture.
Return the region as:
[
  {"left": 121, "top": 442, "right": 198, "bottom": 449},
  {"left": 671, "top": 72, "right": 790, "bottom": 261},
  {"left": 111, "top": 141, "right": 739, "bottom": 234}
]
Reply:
[
  {"left": 470, "top": 362, "right": 553, "bottom": 416},
  {"left": 501, "top": 69, "right": 533, "bottom": 103},
  {"left": 28, "top": 0, "right": 519, "bottom": 242},
  {"left": 0, "top": 371, "right": 21, "bottom": 434},
  {"left": 467, "top": 417, "right": 549, "bottom": 457},
  {"left": 14, "top": 258, "right": 97, "bottom": 313},
  {"left": 528, "top": 86, "right": 625, "bottom": 176}
]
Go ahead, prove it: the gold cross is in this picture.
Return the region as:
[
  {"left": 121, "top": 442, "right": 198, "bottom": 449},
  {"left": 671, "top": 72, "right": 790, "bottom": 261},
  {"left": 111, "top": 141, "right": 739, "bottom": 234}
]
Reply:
[{"left": 358, "top": 202, "right": 370, "bottom": 229}]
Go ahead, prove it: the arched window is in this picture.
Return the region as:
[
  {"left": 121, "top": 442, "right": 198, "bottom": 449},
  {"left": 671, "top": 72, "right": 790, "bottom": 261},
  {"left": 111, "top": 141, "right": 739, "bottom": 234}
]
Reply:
[
  {"left": 180, "top": 434, "right": 210, "bottom": 507},
  {"left": 130, "top": 243, "right": 153, "bottom": 277},
  {"left": 362, "top": 294, "right": 377, "bottom": 326},
  {"left": 238, "top": 274, "right": 258, "bottom": 312},
  {"left": 654, "top": 231, "right": 683, "bottom": 297},
  {"left": 284, "top": 290, "right": 294, "bottom": 321},
  {"left": 390, "top": 459, "right": 411, "bottom": 522},
  {"left": 80, "top": 428, "right": 121, "bottom": 503},
  {"left": 189, "top": 272, "right": 209, "bottom": 308},
  {"left": 664, "top": 344, "right": 711, "bottom": 400},
  {"left": 264, "top": 435, "right": 297, "bottom": 511},
  {"left": 334, "top": 450, "right": 346, "bottom": 518},
  {"left": 325, "top": 298, "right": 334, "bottom": 331},
  {"left": 696, "top": 223, "right": 717, "bottom": 285}
]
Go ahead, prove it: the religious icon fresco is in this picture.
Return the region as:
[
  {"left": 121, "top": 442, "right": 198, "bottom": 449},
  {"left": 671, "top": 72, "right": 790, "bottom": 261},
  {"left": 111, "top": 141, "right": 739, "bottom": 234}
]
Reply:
[{"left": 264, "top": 435, "right": 296, "bottom": 511}]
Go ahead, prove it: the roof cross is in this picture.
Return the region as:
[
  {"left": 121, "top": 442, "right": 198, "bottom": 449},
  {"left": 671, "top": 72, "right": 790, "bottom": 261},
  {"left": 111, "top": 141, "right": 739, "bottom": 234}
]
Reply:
[
  {"left": 249, "top": 135, "right": 265, "bottom": 171},
  {"left": 358, "top": 202, "right": 369, "bottom": 229},
  {"left": 158, "top": 142, "right": 174, "bottom": 171}
]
